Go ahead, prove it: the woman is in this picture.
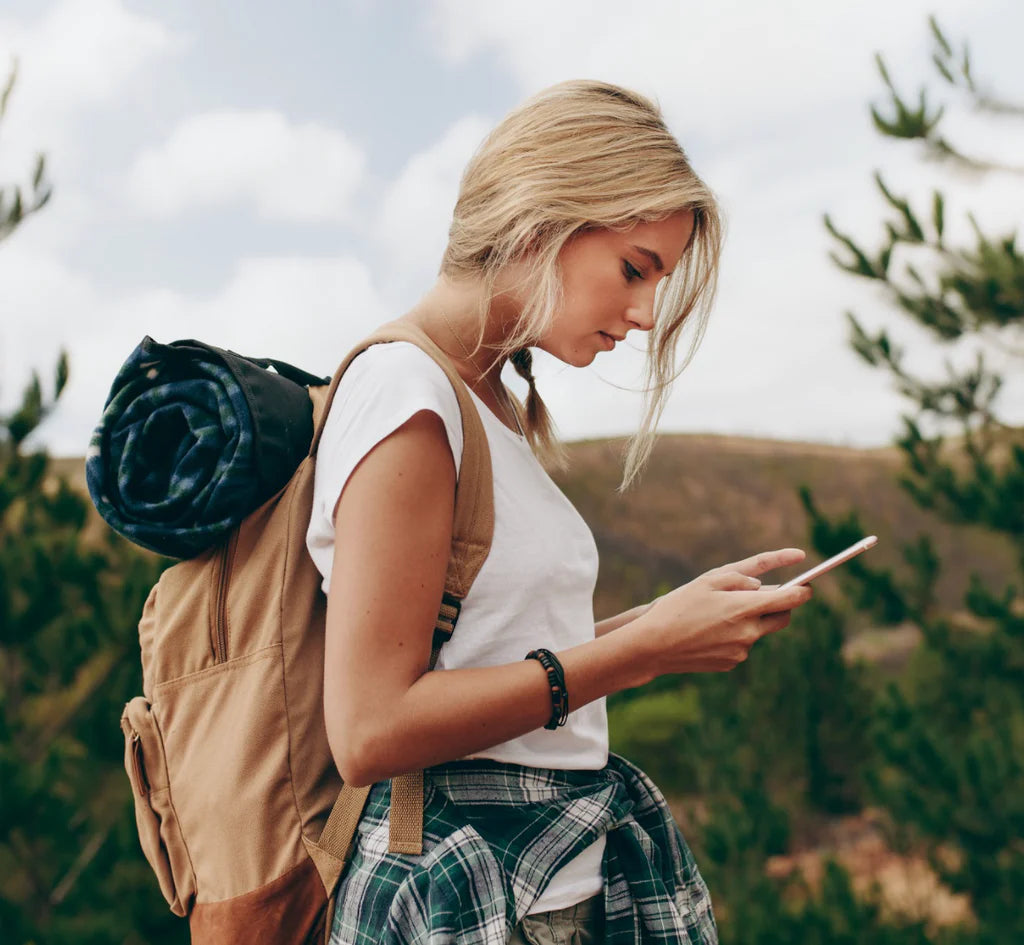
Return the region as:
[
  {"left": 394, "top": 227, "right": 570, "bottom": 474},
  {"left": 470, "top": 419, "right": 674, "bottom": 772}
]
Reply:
[{"left": 305, "top": 80, "right": 812, "bottom": 945}]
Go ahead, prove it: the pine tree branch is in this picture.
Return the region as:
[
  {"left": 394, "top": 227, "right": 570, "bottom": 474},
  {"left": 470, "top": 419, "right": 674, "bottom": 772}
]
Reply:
[
  {"left": 930, "top": 15, "right": 1024, "bottom": 118},
  {"left": 924, "top": 138, "right": 1024, "bottom": 176},
  {"left": 979, "top": 325, "right": 1024, "bottom": 358},
  {"left": 827, "top": 19, "right": 1024, "bottom": 934},
  {"left": 0, "top": 59, "right": 15, "bottom": 120},
  {"left": 50, "top": 827, "right": 110, "bottom": 906},
  {"left": 831, "top": 180, "right": 1023, "bottom": 350},
  {"left": 972, "top": 95, "right": 1024, "bottom": 118},
  {"left": 6, "top": 827, "right": 52, "bottom": 920},
  {"left": 21, "top": 645, "right": 127, "bottom": 765},
  {"left": 0, "top": 65, "right": 54, "bottom": 244},
  {"left": 873, "top": 19, "right": 1024, "bottom": 175}
]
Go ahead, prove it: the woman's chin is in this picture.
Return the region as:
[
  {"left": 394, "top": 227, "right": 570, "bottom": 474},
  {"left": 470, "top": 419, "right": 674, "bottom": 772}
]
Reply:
[
  {"left": 561, "top": 351, "right": 598, "bottom": 368},
  {"left": 537, "top": 342, "right": 597, "bottom": 369}
]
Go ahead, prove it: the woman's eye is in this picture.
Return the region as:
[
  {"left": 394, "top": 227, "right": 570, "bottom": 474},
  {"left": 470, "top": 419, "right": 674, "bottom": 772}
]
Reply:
[{"left": 623, "top": 261, "right": 644, "bottom": 282}]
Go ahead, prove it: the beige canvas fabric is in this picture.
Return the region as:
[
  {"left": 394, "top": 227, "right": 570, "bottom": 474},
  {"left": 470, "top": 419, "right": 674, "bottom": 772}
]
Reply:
[{"left": 119, "top": 322, "right": 495, "bottom": 945}]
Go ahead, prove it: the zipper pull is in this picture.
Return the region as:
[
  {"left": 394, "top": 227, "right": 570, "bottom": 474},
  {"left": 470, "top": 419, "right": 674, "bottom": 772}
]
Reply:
[{"left": 129, "top": 731, "right": 151, "bottom": 797}]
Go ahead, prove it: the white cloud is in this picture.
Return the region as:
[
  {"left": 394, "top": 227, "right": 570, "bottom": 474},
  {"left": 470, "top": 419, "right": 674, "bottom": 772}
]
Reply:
[
  {"left": 0, "top": 248, "right": 388, "bottom": 455},
  {"left": 424, "top": 0, "right": 1024, "bottom": 448},
  {"left": 5, "top": 0, "right": 1022, "bottom": 458},
  {"left": 0, "top": 0, "right": 185, "bottom": 256},
  {"left": 125, "top": 110, "right": 367, "bottom": 222},
  {"left": 372, "top": 114, "right": 492, "bottom": 303},
  {"left": 427, "top": 0, "right": 1003, "bottom": 138},
  {"left": 0, "top": 0, "right": 185, "bottom": 169},
  {"left": 527, "top": 119, "right": 1024, "bottom": 449}
]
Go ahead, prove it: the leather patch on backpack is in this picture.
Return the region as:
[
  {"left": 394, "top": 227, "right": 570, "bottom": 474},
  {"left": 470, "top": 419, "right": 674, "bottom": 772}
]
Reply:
[{"left": 189, "top": 858, "right": 328, "bottom": 945}]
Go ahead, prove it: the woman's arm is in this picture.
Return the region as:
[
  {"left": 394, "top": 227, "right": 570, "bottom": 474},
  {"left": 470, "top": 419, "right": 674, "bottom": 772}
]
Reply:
[
  {"left": 595, "top": 602, "right": 655, "bottom": 637},
  {"left": 324, "top": 410, "right": 811, "bottom": 787}
]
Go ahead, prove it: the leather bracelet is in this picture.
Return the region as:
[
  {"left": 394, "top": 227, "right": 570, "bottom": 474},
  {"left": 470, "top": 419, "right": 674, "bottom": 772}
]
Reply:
[{"left": 525, "top": 648, "right": 569, "bottom": 730}]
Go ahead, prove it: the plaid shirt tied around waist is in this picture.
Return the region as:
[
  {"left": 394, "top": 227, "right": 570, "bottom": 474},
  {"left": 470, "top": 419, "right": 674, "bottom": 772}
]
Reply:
[{"left": 330, "top": 753, "right": 717, "bottom": 945}]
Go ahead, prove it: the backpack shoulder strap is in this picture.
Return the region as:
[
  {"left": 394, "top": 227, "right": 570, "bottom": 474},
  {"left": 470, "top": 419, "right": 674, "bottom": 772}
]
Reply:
[
  {"left": 308, "top": 319, "right": 494, "bottom": 599},
  {"left": 310, "top": 321, "right": 497, "bottom": 879}
]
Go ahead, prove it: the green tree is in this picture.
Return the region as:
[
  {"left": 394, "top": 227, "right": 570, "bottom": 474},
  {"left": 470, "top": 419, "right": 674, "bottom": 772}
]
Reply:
[
  {"left": 0, "top": 66, "right": 181, "bottom": 944},
  {"left": 818, "top": 17, "right": 1024, "bottom": 942},
  {"left": 0, "top": 62, "right": 52, "bottom": 242},
  {"left": 609, "top": 593, "right": 907, "bottom": 943}
]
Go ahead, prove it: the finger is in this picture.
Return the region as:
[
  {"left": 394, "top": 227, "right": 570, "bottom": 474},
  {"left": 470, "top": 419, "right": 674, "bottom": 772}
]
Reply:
[
  {"left": 708, "top": 570, "right": 762, "bottom": 592},
  {"left": 759, "top": 610, "right": 792, "bottom": 636},
  {"left": 741, "top": 583, "right": 813, "bottom": 616},
  {"left": 718, "top": 548, "right": 806, "bottom": 579}
]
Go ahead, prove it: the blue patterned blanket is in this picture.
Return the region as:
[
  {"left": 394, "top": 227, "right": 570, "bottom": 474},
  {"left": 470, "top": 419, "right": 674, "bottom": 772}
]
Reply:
[{"left": 86, "top": 336, "right": 323, "bottom": 559}]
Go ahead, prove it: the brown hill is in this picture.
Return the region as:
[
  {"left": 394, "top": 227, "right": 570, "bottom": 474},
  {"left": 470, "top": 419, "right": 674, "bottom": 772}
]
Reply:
[
  {"left": 550, "top": 433, "right": 1016, "bottom": 622},
  {"left": 54, "top": 431, "right": 1016, "bottom": 624}
]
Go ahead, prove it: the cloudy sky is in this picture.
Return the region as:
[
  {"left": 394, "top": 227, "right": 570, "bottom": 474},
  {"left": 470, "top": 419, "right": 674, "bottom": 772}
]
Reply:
[{"left": 1, "top": 0, "right": 1022, "bottom": 456}]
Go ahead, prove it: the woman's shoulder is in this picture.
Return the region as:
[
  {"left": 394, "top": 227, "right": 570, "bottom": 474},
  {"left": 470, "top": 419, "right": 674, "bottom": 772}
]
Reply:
[
  {"left": 322, "top": 339, "right": 464, "bottom": 462},
  {"left": 340, "top": 340, "right": 454, "bottom": 397}
]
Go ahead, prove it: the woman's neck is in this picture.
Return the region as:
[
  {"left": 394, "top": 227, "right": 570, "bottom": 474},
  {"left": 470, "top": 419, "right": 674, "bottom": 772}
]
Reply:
[
  {"left": 404, "top": 275, "right": 516, "bottom": 385},
  {"left": 404, "top": 275, "right": 525, "bottom": 435}
]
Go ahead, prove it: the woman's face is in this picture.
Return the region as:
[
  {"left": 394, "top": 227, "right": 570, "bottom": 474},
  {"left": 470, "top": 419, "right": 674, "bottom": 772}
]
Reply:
[{"left": 537, "top": 210, "right": 696, "bottom": 367}]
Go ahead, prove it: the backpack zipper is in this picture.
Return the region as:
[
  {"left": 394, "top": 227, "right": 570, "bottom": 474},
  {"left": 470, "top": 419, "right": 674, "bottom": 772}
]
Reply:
[
  {"left": 129, "top": 731, "right": 150, "bottom": 796},
  {"left": 211, "top": 531, "right": 238, "bottom": 663}
]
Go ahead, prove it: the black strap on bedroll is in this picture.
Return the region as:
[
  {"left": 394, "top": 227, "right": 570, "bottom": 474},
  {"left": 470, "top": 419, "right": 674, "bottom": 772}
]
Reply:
[
  {"left": 138, "top": 336, "right": 331, "bottom": 502},
  {"left": 229, "top": 351, "right": 331, "bottom": 389}
]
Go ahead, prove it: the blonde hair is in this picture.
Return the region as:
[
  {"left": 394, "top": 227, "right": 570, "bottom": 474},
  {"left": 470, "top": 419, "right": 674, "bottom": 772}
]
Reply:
[{"left": 441, "top": 79, "right": 723, "bottom": 488}]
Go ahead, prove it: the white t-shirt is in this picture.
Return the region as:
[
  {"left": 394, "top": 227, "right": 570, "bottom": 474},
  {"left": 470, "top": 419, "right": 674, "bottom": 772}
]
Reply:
[{"left": 306, "top": 341, "right": 609, "bottom": 912}]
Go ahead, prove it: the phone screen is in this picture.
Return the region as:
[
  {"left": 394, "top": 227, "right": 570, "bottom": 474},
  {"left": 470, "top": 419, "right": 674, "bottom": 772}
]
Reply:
[{"left": 778, "top": 536, "right": 878, "bottom": 590}]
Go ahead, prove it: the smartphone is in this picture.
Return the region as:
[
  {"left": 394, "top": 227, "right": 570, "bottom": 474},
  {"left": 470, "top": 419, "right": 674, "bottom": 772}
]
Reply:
[{"left": 778, "top": 536, "right": 878, "bottom": 590}]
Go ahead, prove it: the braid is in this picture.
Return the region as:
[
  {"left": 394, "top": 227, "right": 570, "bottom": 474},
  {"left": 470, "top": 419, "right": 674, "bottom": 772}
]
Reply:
[
  {"left": 509, "top": 348, "right": 566, "bottom": 470},
  {"left": 510, "top": 348, "right": 540, "bottom": 427}
]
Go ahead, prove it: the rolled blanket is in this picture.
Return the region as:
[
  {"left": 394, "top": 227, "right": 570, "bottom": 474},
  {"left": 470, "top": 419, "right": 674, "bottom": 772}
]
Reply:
[{"left": 86, "top": 336, "right": 329, "bottom": 559}]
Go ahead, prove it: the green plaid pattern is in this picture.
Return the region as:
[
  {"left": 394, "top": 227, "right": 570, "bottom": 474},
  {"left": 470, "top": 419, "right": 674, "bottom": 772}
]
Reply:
[
  {"left": 86, "top": 340, "right": 256, "bottom": 558},
  {"left": 330, "top": 754, "right": 717, "bottom": 944}
]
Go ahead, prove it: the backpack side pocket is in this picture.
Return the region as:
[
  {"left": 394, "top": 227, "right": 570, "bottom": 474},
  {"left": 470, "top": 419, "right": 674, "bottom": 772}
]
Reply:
[{"left": 121, "top": 696, "right": 196, "bottom": 917}]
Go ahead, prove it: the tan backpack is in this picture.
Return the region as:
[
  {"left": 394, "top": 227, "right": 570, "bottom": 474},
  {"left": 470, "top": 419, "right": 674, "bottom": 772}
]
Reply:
[{"left": 119, "top": 322, "right": 494, "bottom": 944}]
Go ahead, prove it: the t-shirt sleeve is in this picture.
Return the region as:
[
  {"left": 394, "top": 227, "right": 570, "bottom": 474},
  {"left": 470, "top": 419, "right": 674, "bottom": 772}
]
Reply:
[{"left": 306, "top": 341, "right": 465, "bottom": 593}]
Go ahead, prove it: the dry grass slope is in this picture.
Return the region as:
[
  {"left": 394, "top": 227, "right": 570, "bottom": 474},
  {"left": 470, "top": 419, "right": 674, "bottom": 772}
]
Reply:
[
  {"left": 553, "top": 433, "right": 1017, "bottom": 622},
  {"left": 53, "top": 430, "right": 1017, "bottom": 621}
]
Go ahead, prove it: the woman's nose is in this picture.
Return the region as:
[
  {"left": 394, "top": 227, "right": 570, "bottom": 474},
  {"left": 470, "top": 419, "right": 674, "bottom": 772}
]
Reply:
[{"left": 625, "top": 297, "right": 656, "bottom": 332}]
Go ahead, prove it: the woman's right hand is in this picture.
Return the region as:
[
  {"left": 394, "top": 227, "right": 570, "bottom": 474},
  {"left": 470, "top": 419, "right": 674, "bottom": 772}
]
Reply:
[{"left": 628, "top": 548, "right": 813, "bottom": 676}]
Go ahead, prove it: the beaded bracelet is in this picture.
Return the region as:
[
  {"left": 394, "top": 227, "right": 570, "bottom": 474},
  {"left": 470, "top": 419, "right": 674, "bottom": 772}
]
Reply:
[{"left": 525, "top": 648, "right": 569, "bottom": 730}]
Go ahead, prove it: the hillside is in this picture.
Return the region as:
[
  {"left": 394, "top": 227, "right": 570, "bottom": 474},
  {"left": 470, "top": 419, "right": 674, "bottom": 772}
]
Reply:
[
  {"left": 55, "top": 431, "right": 1017, "bottom": 627},
  {"left": 551, "top": 433, "right": 1017, "bottom": 623}
]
